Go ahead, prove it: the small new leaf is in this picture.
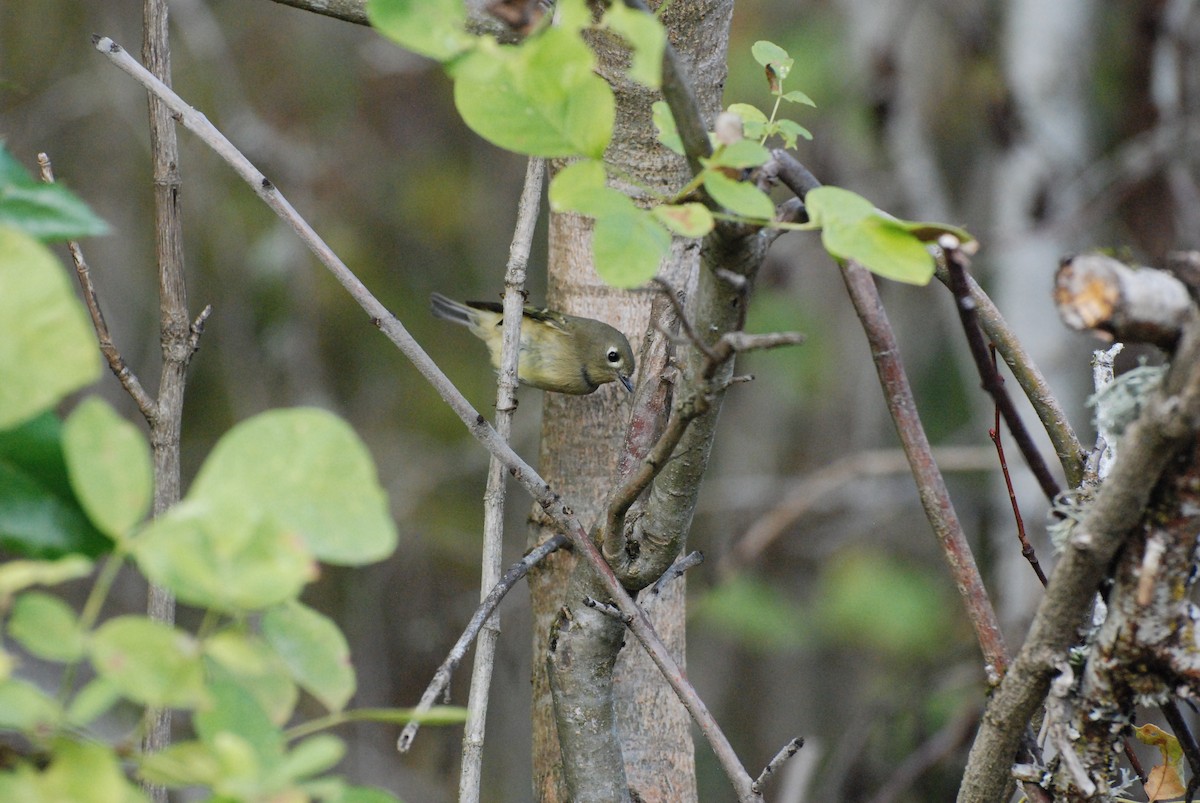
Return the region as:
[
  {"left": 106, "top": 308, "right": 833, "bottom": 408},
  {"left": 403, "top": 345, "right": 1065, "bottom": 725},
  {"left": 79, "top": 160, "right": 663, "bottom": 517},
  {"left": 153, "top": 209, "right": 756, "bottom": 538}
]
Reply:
[
  {"left": 703, "top": 170, "right": 776, "bottom": 221},
  {"left": 652, "top": 203, "right": 714, "bottom": 238}
]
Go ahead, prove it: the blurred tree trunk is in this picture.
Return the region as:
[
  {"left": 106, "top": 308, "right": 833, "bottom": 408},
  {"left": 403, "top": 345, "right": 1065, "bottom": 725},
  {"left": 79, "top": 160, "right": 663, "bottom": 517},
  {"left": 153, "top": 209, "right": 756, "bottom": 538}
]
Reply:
[{"left": 526, "top": 2, "right": 733, "bottom": 800}]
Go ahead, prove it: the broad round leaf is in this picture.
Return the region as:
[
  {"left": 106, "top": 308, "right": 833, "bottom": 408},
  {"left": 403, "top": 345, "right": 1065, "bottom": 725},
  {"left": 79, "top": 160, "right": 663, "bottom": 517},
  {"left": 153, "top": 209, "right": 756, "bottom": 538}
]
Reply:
[
  {"left": 702, "top": 171, "right": 776, "bottom": 220},
  {"left": 261, "top": 601, "right": 355, "bottom": 713},
  {"left": 187, "top": 408, "right": 396, "bottom": 565},
  {"left": 195, "top": 671, "right": 284, "bottom": 770},
  {"left": 40, "top": 740, "right": 145, "bottom": 803},
  {"left": 204, "top": 631, "right": 299, "bottom": 724},
  {"left": 9, "top": 591, "right": 85, "bottom": 662},
  {"left": 0, "top": 678, "right": 62, "bottom": 732},
  {"left": 90, "top": 616, "right": 207, "bottom": 709},
  {"left": 133, "top": 501, "right": 316, "bottom": 612},
  {"left": 277, "top": 735, "right": 345, "bottom": 782},
  {"left": 821, "top": 218, "right": 935, "bottom": 285},
  {"left": 0, "top": 227, "right": 100, "bottom": 430},
  {"left": 62, "top": 398, "right": 152, "bottom": 540},
  {"left": 593, "top": 211, "right": 671, "bottom": 288},
  {"left": 366, "top": 0, "right": 473, "bottom": 62},
  {"left": 548, "top": 160, "right": 635, "bottom": 219},
  {"left": 651, "top": 203, "right": 715, "bottom": 238},
  {"left": 452, "top": 30, "right": 614, "bottom": 158}
]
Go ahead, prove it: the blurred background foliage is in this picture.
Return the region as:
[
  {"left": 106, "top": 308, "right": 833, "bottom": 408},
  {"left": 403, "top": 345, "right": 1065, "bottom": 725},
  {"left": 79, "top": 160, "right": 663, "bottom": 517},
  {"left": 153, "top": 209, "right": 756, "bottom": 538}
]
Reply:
[{"left": 2, "top": 0, "right": 1193, "bottom": 799}]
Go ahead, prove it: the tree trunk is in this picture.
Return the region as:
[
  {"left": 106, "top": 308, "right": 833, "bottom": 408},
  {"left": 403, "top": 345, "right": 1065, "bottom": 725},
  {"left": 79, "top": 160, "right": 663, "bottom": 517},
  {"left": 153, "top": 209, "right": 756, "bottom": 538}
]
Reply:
[{"left": 527, "top": 2, "right": 734, "bottom": 800}]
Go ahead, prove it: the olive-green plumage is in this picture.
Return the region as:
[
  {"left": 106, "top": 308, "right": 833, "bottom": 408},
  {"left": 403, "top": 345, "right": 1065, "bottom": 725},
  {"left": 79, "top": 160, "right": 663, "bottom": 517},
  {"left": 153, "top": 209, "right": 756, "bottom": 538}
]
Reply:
[{"left": 430, "top": 293, "right": 636, "bottom": 395}]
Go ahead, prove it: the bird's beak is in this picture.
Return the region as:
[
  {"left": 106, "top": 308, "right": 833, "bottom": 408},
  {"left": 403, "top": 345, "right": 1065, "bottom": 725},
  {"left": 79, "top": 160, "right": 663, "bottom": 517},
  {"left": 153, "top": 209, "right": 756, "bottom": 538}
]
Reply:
[{"left": 619, "top": 374, "right": 634, "bottom": 393}]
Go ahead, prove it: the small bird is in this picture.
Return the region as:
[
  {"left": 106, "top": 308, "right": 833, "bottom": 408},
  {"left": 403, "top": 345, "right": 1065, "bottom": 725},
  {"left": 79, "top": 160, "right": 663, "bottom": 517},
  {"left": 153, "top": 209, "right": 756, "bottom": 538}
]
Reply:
[{"left": 430, "top": 292, "right": 635, "bottom": 395}]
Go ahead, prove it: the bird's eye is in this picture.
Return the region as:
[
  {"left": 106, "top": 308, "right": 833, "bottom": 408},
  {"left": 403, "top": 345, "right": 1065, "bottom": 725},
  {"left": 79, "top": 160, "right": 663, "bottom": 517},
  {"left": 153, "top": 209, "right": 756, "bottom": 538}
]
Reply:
[{"left": 606, "top": 348, "right": 621, "bottom": 364}]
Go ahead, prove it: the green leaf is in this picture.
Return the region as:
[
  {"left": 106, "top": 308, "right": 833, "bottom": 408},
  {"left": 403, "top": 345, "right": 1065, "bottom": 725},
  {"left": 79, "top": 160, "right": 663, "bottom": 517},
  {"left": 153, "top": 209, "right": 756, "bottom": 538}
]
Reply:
[
  {"left": 62, "top": 398, "right": 152, "bottom": 540},
  {"left": 452, "top": 30, "right": 614, "bottom": 158},
  {"left": 133, "top": 500, "right": 316, "bottom": 612},
  {"left": 651, "top": 101, "right": 684, "bottom": 155},
  {"left": 897, "top": 219, "right": 975, "bottom": 245},
  {"left": 204, "top": 631, "right": 298, "bottom": 724},
  {"left": 805, "top": 187, "right": 934, "bottom": 285},
  {"left": 651, "top": 203, "right": 714, "bottom": 238},
  {"left": 726, "top": 103, "right": 769, "bottom": 125},
  {"left": 0, "top": 456, "right": 109, "bottom": 559},
  {"left": 186, "top": 408, "right": 397, "bottom": 566},
  {"left": 8, "top": 591, "right": 86, "bottom": 662},
  {"left": 708, "top": 140, "right": 771, "bottom": 169},
  {"left": 0, "top": 411, "right": 113, "bottom": 560},
  {"left": 602, "top": 3, "right": 664, "bottom": 89},
  {"left": 774, "top": 118, "right": 813, "bottom": 147},
  {"left": 40, "top": 740, "right": 146, "bottom": 803},
  {"left": 781, "top": 89, "right": 816, "bottom": 107},
  {"left": 726, "top": 103, "right": 769, "bottom": 141},
  {"left": 822, "top": 217, "right": 934, "bottom": 285},
  {"left": 0, "top": 147, "right": 109, "bottom": 242},
  {"left": 548, "top": 160, "right": 635, "bottom": 219},
  {"left": 137, "top": 741, "right": 222, "bottom": 788},
  {"left": 0, "top": 227, "right": 101, "bottom": 430},
  {"left": 365, "top": 0, "right": 473, "bottom": 62},
  {"left": 0, "top": 678, "right": 62, "bottom": 732},
  {"left": 195, "top": 670, "right": 284, "bottom": 772},
  {"left": 702, "top": 171, "right": 776, "bottom": 220},
  {"left": 261, "top": 601, "right": 355, "bottom": 713},
  {"left": 0, "top": 555, "right": 93, "bottom": 599},
  {"left": 65, "top": 677, "right": 122, "bottom": 728},
  {"left": 90, "top": 616, "right": 207, "bottom": 709},
  {"left": 592, "top": 210, "right": 671, "bottom": 289},
  {"left": 277, "top": 734, "right": 345, "bottom": 782},
  {"left": 751, "top": 40, "right": 792, "bottom": 88}
]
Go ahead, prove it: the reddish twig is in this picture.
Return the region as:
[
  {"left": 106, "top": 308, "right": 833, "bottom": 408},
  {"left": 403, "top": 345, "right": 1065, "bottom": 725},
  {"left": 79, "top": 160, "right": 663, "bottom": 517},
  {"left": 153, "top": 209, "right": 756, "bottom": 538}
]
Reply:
[
  {"left": 988, "top": 346, "right": 1048, "bottom": 587},
  {"left": 941, "top": 239, "right": 1062, "bottom": 502}
]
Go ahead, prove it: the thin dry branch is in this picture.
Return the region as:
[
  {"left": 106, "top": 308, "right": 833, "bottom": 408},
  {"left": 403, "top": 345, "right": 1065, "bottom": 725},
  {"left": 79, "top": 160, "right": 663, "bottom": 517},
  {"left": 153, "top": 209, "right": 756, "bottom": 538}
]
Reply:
[
  {"left": 93, "top": 35, "right": 762, "bottom": 801},
  {"left": 770, "top": 151, "right": 1008, "bottom": 679},
  {"left": 459, "top": 156, "right": 544, "bottom": 803},
  {"left": 942, "top": 237, "right": 1063, "bottom": 502},
  {"left": 399, "top": 533, "right": 567, "bottom": 750}
]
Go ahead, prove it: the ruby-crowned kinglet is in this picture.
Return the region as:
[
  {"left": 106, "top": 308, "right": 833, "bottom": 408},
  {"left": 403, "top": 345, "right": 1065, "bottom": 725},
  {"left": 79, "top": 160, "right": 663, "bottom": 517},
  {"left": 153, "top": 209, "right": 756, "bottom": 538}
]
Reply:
[{"left": 430, "top": 293, "right": 636, "bottom": 395}]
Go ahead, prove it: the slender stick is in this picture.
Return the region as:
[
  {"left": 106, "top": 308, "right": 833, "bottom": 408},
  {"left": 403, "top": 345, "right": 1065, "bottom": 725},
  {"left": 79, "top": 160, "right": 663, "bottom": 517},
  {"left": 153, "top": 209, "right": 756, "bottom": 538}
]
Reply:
[
  {"left": 399, "top": 533, "right": 567, "bottom": 751},
  {"left": 770, "top": 150, "right": 1008, "bottom": 678},
  {"left": 36, "top": 154, "right": 156, "bottom": 417},
  {"left": 458, "top": 157, "right": 543, "bottom": 803},
  {"left": 941, "top": 239, "right": 1063, "bottom": 502},
  {"left": 93, "top": 36, "right": 762, "bottom": 800},
  {"left": 987, "top": 347, "right": 1048, "bottom": 587}
]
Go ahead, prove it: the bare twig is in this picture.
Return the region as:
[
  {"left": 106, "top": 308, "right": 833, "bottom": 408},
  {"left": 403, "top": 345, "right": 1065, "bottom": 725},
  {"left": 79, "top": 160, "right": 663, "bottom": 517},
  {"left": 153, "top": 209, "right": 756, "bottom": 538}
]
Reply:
[
  {"left": 752, "top": 737, "right": 805, "bottom": 795},
  {"left": 770, "top": 151, "right": 1008, "bottom": 679},
  {"left": 399, "top": 533, "right": 567, "bottom": 751},
  {"left": 94, "top": 37, "right": 762, "bottom": 799},
  {"left": 942, "top": 236, "right": 1062, "bottom": 502},
  {"left": 865, "top": 708, "right": 978, "bottom": 803},
  {"left": 987, "top": 346, "right": 1048, "bottom": 587},
  {"left": 650, "top": 550, "right": 704, "bottom": 596},
  {"left": 584, "top": 596, "right": 633, "bottom": 623},
  {"left": 930, "top": 266, "right": 1085, "bottom": 488},
  {"left": 459, "top": 157, "right": 544, "bottom": 803},
  {"left": 36, "top": 154, "right": 156, "bottom": 417}
]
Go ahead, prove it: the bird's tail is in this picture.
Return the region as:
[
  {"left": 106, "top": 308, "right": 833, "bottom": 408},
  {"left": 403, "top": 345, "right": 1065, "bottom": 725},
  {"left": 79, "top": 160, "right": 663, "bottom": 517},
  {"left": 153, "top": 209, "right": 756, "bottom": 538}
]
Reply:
[{"left": 430, "top": 292, "right": 474, "bottom": 326}]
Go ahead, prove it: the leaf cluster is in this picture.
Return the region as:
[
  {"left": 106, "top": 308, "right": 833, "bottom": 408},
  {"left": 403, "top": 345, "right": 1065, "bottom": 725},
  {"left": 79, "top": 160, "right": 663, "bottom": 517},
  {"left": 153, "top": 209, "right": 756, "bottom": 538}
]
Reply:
[{"left": 0, "top": 147, "right": 462, "bottom": 803}]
